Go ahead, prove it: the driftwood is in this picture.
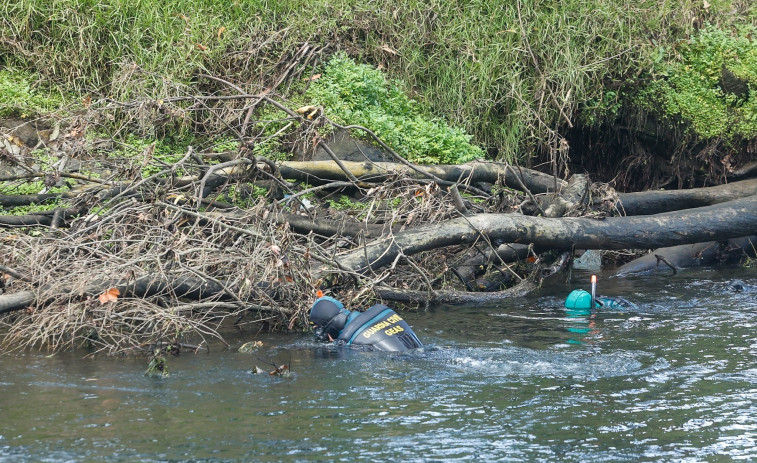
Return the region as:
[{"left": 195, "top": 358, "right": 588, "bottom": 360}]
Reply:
[
  {"left": 375, "top": 279, "right": 539, "bottom": 305},
  {"left": 617, "top": 178, "right": 757, "bottom": 215},
  {"left": 0, "top": 273, "right": 284, "bottom": 316},
  {"left": 614, "top": 235, "right": 757, "bottom": 276},
  {"left": 331, "top": 195, "right": 757, "bottom": 274},
  {"left": 278, "top": 160, "right": 562, "bottom": 194}
]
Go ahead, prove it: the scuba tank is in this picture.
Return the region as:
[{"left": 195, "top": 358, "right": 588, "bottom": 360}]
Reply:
[{"left": 309, "top": 296, "right": 423, "bottom": 352}]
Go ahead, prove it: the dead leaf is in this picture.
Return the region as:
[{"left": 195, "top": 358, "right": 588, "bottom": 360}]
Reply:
[
  {"left": 381, "top": 45, "right": 398, "bottom": 55},
  {"left": 295, "top": 105, "right": 321, "bottom": 119},
  {"left": 217, "top": 26, "right": 226, "bottom": 38},
  {"left": 82, "top": 96, "right": 92, "bottom": 108},
  {"left": 269, "top": 364, "right": 289, "bottom": 376},
  {"left": 7, "top": 135, "right": 24, "bottom": 147},
  {"left": 270, "top": 244, "right": 281, "bottom": 256},
  {"left": 302, "top": 73, "right": 321, "bottom": 81},
  {"left": 196, "top": 43, "right": 208, "bottom": 51},
  {"left": 98, "top": 288, "right": 120, "bottom": 304}
]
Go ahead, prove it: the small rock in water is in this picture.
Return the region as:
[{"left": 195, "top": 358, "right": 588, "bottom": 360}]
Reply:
[{"left": 239, "top": 340, "right": 263, "bottom": 353}]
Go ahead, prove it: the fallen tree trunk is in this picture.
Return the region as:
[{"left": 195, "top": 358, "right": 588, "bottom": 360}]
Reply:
[
  {"left": 332, "top": 195, "right": 757, "bottom": 274},
  {"left": 617, "top": 178, "right": 757, "bottom": 215},
  {"left": 613, "top": 235, "right": 757, "bottom": 276},
  {"left": 0, "top": 273, "right": 283, "bottom": 316},
  {"left": 0, "top": 207, "right": 86, "bottom": 227},
  {"left": 278, "top": 160, "right": 563, "bottom": 194},
  {"left": 375, "top": 279, "right": 539, "bottom": 305}
]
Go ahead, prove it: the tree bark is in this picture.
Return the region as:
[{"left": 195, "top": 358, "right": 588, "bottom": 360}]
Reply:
[
  {"left": 375, "top": 279, "right": 539, "bottom": 305},
  {"left": 278, "top": 160, "right": 563, "bottom": 194},
  {"left": 617, "top": 178, "right": 757, "bottom": 215},
  {"left": 0, "top": 273, "right": 274, "bottom": 315},
  {"left": 332, "top": 195, "right": 757, "bottom": 274},
  {"left": 613, "top": 235, "right": 757, "bottom": 276}
]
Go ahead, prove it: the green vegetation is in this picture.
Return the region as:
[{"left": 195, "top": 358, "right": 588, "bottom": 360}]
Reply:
[
  {"left": 326, "top": 194, "right": 367, "bottom": 212},
  {"left": 0, "top": 179, "right": 66, "bottom": 215},
  {"left": 636, "top": 24, "right": 757, "bottom": 144},
  {"left": 2, "top": 0, "right": 756, "bottom": 163},
  {"left": 0, "top": 69, "right": 66, "bottom": 117},
  {"left": 107, "top": 134, "right": 193, "bottom": 177},
  {"left": 227, "top": 183, "right": 268, "bottom": 208},
  {"left": 306, "top": 54, "right": 482, "bottom": 164}
]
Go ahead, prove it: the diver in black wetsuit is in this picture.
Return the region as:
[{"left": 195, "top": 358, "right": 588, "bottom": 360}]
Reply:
[{"left": 309, "top": 296, "right": 423, "bottom": 352}]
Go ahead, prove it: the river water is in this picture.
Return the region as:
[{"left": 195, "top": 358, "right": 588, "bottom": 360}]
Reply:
[{"left": 1, "top": 266, "right": 756, "bottom": 462}]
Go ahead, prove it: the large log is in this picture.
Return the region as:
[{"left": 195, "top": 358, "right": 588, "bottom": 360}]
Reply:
[
  {"left": 278, "top": 160, "right": 563, "bottom": 194},
  {"left": 0, "top": 274, "right": 266, "bottom": 316},
  {"left": 613, "top": 235, "right": 757, "bottom": 276},
  {"left": 333, "top": 195, "right": 757, "bottom": 273},
  {"left": 617, "top": 178, "right": 757, "bottom": 215}
]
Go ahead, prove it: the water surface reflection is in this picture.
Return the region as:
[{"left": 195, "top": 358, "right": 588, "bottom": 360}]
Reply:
[{"left": 1, "top": 267, "right": 756, "bottom": 461}]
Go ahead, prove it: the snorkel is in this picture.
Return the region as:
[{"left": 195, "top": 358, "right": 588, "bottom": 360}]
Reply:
[{"left": 590, "top": 274, "right": 597, "bottom": 309}]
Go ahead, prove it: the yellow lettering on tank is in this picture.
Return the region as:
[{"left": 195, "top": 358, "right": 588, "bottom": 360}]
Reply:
[
  {"left": 362, "top": 321, "right": 391, "bottom": 338},
  {"left": 386, "top": 314, "right": 403, "bottom": 324},
  {"left": 385, "top": 326, "right": 404, "bottom": 336}
]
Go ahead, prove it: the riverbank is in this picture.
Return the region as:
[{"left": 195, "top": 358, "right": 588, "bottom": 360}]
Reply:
[
  {"left": 1, "top": 1, "right": 756, "bottom": 354},
  {"left": 3, "top": 1, "right": 756, "bottom": 173}
]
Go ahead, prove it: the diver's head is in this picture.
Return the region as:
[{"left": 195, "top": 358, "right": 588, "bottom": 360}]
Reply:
[{"left": 309, "top": 296, "right": 351, "bottom": 342}]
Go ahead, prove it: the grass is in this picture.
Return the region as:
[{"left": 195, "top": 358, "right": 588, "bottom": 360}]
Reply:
[{"left": 1, "top": 0, "right": 755, "bottom": 163}]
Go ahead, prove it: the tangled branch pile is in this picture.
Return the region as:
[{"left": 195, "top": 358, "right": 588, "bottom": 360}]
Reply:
[
  {"left": 4, "top": 64, "right": 756, "bottom": 355},
  {"left": 1, "top": 82, "right": 544, "bottom": 353}
]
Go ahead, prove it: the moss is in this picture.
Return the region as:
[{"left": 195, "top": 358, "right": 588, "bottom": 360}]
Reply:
[{"left": 635, "top": 24, "right": 757, "bottom": 145}]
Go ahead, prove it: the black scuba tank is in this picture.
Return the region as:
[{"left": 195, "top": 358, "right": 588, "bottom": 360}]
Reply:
[{"left": 336, "top": 304, "right": 423, "bottom": 352}]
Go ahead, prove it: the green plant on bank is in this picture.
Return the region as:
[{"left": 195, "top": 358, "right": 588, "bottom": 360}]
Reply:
[
  {"left": 0, "top": 69, "right": 66, "bottom": 118},
  {"left": 326, "top": 194, "right": 367, "bottom": 212},
  {"left": 0, "top": 179, "right": 67, "bottom": 214},
  {"left": 108, "top": 134, "right": 195, "bottom": 177},
  {"left": 0, "top": 180, "right": 65, "bottom": 196},
  {"left": 227, "top": 183, "right": 268, "bottom": 209},
  {"left": 305, "top": 54, "right": 483, "bottom": 165},
  {"left": 4, "top": 0, "right": 755, "bottom": 162},
  {"left": 211, "top": 136, "right": 240, "bottom": 153},
  {"left": 635, "top": 24, "right": 757, "bottom": 144},
  {"left": 1, "top": 202, "right": 61, "bottom": 216},
  {"left": 248, "top": 105, "right": 300, "bottom": 162}
]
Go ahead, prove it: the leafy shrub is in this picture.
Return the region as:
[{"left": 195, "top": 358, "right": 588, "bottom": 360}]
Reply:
[
  {"left": 305, "top": 54, "right": 483, "bottom": 165},
  {"left": 636, "top": 25, "right": 757, "bottom": 144}
]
